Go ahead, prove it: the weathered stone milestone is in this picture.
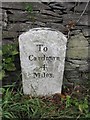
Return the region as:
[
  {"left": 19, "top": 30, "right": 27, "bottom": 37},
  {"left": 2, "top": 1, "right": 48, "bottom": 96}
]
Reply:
[{"left": 19, "top": 28, "right": 67, "bottom": 96}]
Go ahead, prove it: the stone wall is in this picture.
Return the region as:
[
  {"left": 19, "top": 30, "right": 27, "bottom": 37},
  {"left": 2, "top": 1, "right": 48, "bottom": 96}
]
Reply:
[{"left": 1, "top": 2, "right": 90, "bottom": 87}]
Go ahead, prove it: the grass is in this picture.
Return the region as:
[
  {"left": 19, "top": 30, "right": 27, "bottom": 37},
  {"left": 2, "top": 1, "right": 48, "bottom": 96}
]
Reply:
[{"left": 1, "top": 83, "right": 90, "bottom": 119}]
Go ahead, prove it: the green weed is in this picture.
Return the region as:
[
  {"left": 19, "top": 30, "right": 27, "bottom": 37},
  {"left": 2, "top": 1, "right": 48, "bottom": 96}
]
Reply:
[
  {"left": 1, "top": 43, "right": 18, "bottom": 80},
  {"left": 25, "top": 4, "right": 33, "bottom": 13},
  {"left": 25, "top": 4, "right": 35, "bottom": 25},
  {"left": 1, "top": 84, "right": 90, "bottom": 119}
]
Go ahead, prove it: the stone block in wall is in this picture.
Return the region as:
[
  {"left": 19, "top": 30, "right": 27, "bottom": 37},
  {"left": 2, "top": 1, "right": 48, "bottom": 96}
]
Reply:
[
  {"left": 1, "top": 2, "right": 51, "bottom": 11},
  {"left": 82, "top": 28, "right": 90, "bottom": 37},
  {"left": 2, "top": 10, "right": 8, "bottom": 29},
  {"left": 66, "top": 33, "right": 89, "bottom": 60},
  {"left": 40, "top": 9, "right": 60, "bottom": 17},
  {"left": 33, "top": 13, "right": 63, "bottom": 23},
  {"left": 74, "top": 2, "right": 89, "bottom": 13},
  {"left": 61, "top": 2, "right": 76, "bottom": 11},
  {"left": 77, "top": 16, "right": 88, "bottom": 26},
  {"left": 48, "top": 2, "right": 66, "bottom": 13},
  {"left": 67, "top": 33, "right": 88, "bottom": 47},
  {"left": 63, "top": 13, "right": 79, "bottom": 25},
  {"left": 67, "top": 47, "right": 88, "bottom": 60},
  {"left": 2, "top": 31, "right": 18, "bottom": 39},
  {"left": 2, "top": 2, "right": 51, "bottom": 11},
  {"left": 46, "top": 23, "right": 65, "bottom": 32},
  {"left": 2, "top": 2, "right": 26, "bottom": 10},
  {"left": 7, "top": 22, "right": 46, "bottom": 32},
  {"left": 53, "top": 10, "right": 63, "bottom": 15},
  {"left": 7, "top": 23, "right": 32, "bottom": 32},
  {"left": 70, "top": 30, "right": 82, "bottom": 36},
  {"left": 32, "top": 21, "right": 46, "bottom": 27},
  {"left": 2, "top": 39, "right": 15, "bottom": 45},
  {"left": 63, "top": 14, "right": 88, "bottom": 26},
  {"left": 65, "top": 70, "right": 89, "bottom": 85},
  {"left": 2, "top": 10, "right": 7, "bottom": 21},
  {"left": 28, "top": 2, "right": 51, "bottom": 11},
  {"left": 8, "top": 9, "right": 63, "bottom": 23},
  {"left": 8, "top": 11, "right": 31, "bottom": 22},
  {"left": 65, "top": 60, "right": 88, "bottom": 72},
  {"left": 64, "top": 70, "right": 81, "bottom": 83}
]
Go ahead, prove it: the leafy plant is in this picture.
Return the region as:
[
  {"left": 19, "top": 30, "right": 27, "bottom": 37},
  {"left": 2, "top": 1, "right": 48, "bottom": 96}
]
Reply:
[
  {"left": 25, "top": 4, "right": 35, "bottom": 24},
  {"left": 73, "top": 98, "right": 89, "bottom": 114},
  {"left": 65, "top": 95, "right": 72, "bottom": 108},
  {"left": 25, "top": 4, "right": 33, "bottom": 13},
  {"left": 1, "top": 43, "right": 18, "bottom": 80}
]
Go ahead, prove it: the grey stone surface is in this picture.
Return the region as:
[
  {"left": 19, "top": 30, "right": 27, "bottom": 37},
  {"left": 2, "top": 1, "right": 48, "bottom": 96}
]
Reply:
[
  {"left": 34, "top": 13, "right": 63, "bottom": 23},
  {"left": 67, "top": 33, "right": 88, "bottom": 47},
  {"left": 48, "top": 2, "right": 66, "bottom": 10},
  {"left": 67, "top": 47, "right": 88, "bottom": 59},
  {"left": 66, "top": 33, "right": 89, "bottom": 60},
  {"left": 19, "top": 28, "right": 67, "bottom": 96},
  {"left": 29, "top": 2, "right": 51, "bottom": 10},
  {"left": 77, "top": 15, "right": 88, "bottom": 26},
  {"left": 82, "top": 28, "right": 90, "bottom": 37},
  {"left": 61, "top": 2, "right": 75, "bottom": 11},
  {"left": 65, "top": 60, "right": 88, "bottom": 71},
  {"left": 7, "top": 22, "right": 46, "bottom": 32},
  {"left": 53, "top": 10, "right": 63, "bottom": 15},
  {"left": 2, "top": 31, "right": 18, "bottom": 39},
  {"left": 2, "top": 2, "right": 26, "bottom": 10},
  {"left": 40, "top": 10, "right": 60, "bottom": 17},
  {"left": 70, "top": 30, "right": 82, "bottom": 36},
  {"left": 8, "top": 11, "right": 31, "bottom": 22},
  {"left": 63, "top": 14, "right": 88, "bottom": 26},
  {"left": 46, "top": 23, "right": 65, "bottom": 32},
  {"left": 2, "top": 10, "right": 7, "bottom": 29},
  {"left": 7, "top": 23, "right": 32, "bottom": 32},
  {"left": 74, "top": 3, "right": 88, "bottom": 12}
]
